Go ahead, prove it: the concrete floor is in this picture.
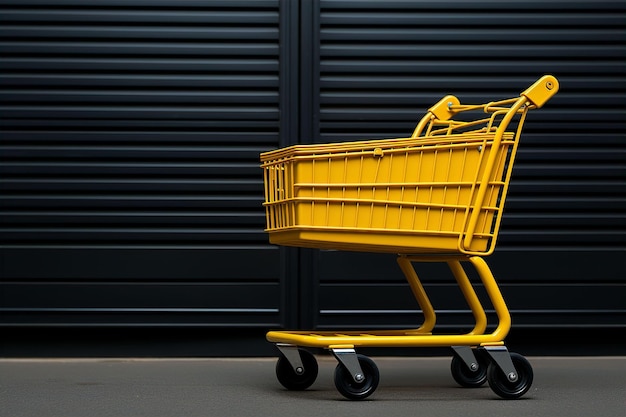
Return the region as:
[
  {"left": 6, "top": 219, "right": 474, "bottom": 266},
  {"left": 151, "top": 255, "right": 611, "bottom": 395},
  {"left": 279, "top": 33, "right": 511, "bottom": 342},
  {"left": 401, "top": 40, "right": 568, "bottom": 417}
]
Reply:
[{"left": 1, "top": 356, "right": 625, "bottom": 417}]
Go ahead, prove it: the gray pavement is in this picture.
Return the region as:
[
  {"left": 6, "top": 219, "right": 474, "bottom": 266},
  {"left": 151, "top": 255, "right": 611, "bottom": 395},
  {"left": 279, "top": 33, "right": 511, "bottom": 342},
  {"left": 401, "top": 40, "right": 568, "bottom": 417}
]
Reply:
[{"left": 1, "top": 356, "right": 625, "bottom": 417}]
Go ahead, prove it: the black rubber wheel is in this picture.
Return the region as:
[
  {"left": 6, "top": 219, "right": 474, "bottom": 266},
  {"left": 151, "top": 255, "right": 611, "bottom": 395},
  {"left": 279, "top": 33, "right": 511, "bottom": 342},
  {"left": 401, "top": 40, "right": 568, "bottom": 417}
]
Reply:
[
  {"left": 487, "top": 352, "right": 534, "bottom": 399},
  {"left": 275, "top": 349, "right": 318, "bottom": 391},
  {"left": 334, "top": 354, "right": 380, "bottom": 400},
  {"left": 450, "top": 349, "right": 489, "bottom": 388}
]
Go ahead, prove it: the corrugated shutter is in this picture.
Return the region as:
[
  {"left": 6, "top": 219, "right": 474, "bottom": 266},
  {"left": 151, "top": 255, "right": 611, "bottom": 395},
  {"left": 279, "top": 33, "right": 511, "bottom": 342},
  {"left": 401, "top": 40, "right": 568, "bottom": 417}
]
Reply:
[
  {"left": 0, "top": 0, "right": 284, "bottom": 327},
  {"left": 313, "top": 0, "right": 626, "bottom": 330},
  {"left": 1, "top": 0, "right": 624, "bottom": 353}
]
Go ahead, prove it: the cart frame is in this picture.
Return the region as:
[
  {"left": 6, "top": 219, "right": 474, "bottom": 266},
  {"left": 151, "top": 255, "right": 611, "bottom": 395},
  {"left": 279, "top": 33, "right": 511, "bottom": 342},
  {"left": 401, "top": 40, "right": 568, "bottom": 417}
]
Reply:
[{"left": 261, "top": 75, "right": 559, "bottom": 400}]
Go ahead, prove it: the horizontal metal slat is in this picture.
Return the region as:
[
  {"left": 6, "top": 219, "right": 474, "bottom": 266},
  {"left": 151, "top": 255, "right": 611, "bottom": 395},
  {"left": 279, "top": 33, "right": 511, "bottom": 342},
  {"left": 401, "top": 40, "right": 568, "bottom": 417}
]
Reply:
[
  {"left": 0, "top": 229, "right": 267, "bottom": 243},
  {"left": 0, "top": 179, "right": 264, "bottom": 192},
  {"left": 498, "top": 230, "right": 625, "bottom": 245},
  {"left": 507, "top": 180, "right": 626, "bottom": 195},
  {"left": 320, "top": 28, "right": 624, "bottom": 42},
  {"left": 0, "top": 58, "right": 279, "bottom": 72},
  {"left": 1, "top": 26, "right": 279, "bottom": 40},
  {"left": 0, "top": 105, "right": 279, "bottom": 120},
  {"left": 505, "top": 196, "right": 625, "bottom": 209},
  {"left": 502, "top": 214, "right": 624, "bottom": 228},
  {"left": 319, "top": 76, "right": 626, "bottom": 91},
  {"left": 1, "top": 212, "right": 266, "bottom": 227},
  {"left": 0, "top": 74, "right": 280, "bottom": 88},
  {"left": 321, "top": 46, "right": 622, "bottom": 62},
  {"left": 320, "top": 12, "right": 624, "bottom": 27},
  {"left": 0, "top": 120, "right": 280, "bottom": 130},
  {"left": 0, "top": 195, "right": 263, "bottom": 209},
  {"left": 319, "top": 107, "right": 623, "bottom": 121},
  {"left": 0, "top": 162, "right": 262, "bottom": 177},
  {"left": 319, "top": 60, "right": 624, "bottom": 75},
  {"left": 511, "top": 165, "right": 625, "bottom": 179},
  {"left": 319, "top": 92, "right": 623, "bottom": 106},
  {"left": 319, "top": 0, "right": 626, "bottom": 11},
  {"left": 0, "top": 9, "right": 279, "bottom": 24},
  {"left": 0, "top": 311, "right": 282, "bottom": 327},
  {"left": 0, "top": 145, "right": 270, "bottom": 159},
  {"left": 0, "top": 0, "right": 278, "bottom": 6},
  {"left": 0, "top": 42, "right": 279, "bottom": 56},
  {"left": 0, "top": 91, "right": 279, "bottom": 106},
  {"left": 0, "top": 131, "right": 279, "bottom": 145}
]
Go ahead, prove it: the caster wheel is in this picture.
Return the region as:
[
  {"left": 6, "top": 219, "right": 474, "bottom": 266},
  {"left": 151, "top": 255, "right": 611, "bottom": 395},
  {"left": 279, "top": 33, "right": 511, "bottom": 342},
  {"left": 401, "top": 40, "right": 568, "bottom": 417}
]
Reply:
[
  {"left": 275, "top": 349, "right": 318, "bottom": 390},
  {"left": 487, "top": 352, "right": 534, "bottom": 399},
  {"left": 334, "top": 354, "right": 379, "bottom": 400},
  {"left": 451, "top": 349, "right": 489, "bottom": 388}
]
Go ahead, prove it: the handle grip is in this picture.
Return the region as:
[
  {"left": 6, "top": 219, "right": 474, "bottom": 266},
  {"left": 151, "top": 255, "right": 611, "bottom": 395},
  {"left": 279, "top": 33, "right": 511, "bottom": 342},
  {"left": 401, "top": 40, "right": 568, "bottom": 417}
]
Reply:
[{"left": 521, "top": 75, "right": 559, "bottom": 108}]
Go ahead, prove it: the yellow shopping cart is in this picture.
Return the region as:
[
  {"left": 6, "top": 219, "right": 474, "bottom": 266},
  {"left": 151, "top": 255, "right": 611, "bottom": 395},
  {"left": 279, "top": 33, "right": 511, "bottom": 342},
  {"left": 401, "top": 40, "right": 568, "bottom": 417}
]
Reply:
[{"left": 261, "top": 75, "right": 559, "bottom": 400}]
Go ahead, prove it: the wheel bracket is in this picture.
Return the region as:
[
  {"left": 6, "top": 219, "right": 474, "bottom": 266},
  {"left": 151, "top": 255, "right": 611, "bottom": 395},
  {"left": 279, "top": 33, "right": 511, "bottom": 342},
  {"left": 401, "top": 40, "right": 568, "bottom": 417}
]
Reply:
[
  {"left": 484, "top": 345, "right": 518, "bottom": 382},
  {"left": 332, "top": 348, "right": 365, "bottom": 383},
  {"left": 452, "top": 346, "right": 480, "bottom": 372},
  {"left": 276, "top": 344, "right": 305, "bottom": 375}
]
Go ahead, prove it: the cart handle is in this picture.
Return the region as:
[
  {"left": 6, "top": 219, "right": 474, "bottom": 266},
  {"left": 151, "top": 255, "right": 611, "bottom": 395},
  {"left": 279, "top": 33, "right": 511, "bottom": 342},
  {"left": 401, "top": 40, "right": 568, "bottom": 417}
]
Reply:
[
  {"left": 461, "top": 75, "right": 559, "bottom": 254},
  {"left": 412, "top": 75, "right": 559, "bottom": 138},
  {"left": 461, "top": 96, "right": 528, "bottom": 254},
  {"left": 521, "top": 74, "right": 559, "bottom": 108}
]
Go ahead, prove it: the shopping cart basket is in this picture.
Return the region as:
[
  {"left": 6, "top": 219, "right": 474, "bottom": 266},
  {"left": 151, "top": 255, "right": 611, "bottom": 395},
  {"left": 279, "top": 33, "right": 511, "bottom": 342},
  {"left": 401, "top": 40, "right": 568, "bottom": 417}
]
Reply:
[{"left": 261, "top": 75, "right": 559, "bottom": 400}]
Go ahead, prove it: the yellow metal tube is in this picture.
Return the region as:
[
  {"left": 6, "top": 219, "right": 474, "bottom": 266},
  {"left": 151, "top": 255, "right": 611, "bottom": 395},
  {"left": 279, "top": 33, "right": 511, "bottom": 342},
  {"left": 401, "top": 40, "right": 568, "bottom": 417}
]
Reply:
[
  {"left": 266, "top": 256, "right": 511, "bottom": 348},
  {"left": 447, "top": 259, "right": 488, "bottom": 335},
  {"left": 461, "top": 96, "right": 527, "bottom": 253},
  {"left": 396, "top": 255, "right": 437, "bottom": 333},
  {"left": 468, "top": 256, "right": 511, "bottom": 342},
  {"left": 411, "top": 113, "right": 433, "bottom": 138}
]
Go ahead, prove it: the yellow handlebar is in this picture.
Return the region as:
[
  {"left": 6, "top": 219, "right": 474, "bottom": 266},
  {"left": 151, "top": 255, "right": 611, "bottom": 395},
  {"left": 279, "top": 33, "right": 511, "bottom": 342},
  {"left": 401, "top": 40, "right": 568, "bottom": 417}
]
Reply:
[{"left": 520, "top": 75, "right": 559, "bottom": 108}]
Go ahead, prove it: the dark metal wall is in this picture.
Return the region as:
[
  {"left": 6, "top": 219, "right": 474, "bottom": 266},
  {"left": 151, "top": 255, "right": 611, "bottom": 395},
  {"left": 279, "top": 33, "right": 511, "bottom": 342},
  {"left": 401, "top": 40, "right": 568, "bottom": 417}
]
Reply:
[
  {"left": 0, "top": 0, "right": 287, "bottom": 329},
  {"left": 1, "top": 0, "right": 624, "bottom": 353},
  {"left": 308, "top": 0, "right": 626, "bottom": 333}
]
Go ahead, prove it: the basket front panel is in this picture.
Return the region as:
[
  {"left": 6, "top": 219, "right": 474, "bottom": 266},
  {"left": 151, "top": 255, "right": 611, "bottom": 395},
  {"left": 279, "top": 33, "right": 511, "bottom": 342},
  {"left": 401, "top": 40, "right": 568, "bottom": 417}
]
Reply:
[{"left": 291, "top": 141, "right": 489, "bottom": 235}]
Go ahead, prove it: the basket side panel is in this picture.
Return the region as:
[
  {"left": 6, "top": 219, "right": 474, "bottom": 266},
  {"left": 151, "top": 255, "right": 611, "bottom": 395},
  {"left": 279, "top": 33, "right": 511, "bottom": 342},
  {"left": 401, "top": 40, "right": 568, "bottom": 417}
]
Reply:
[
  {"left": 263, "top": 158, "right": 297, "bottom": 231},
  {"left": 262, "top": 135, "right": 514, "bottom": 253}
]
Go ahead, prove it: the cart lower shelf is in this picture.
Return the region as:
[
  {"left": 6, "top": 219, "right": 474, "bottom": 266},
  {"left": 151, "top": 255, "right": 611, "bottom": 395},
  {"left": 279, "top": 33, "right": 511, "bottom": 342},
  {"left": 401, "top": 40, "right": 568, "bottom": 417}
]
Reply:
[
  {"left": 267, "top": 255, "right": 534, "bottom": 400},
  {"left": 271, "top": 343, "right": 534, "bottom": 400}
]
